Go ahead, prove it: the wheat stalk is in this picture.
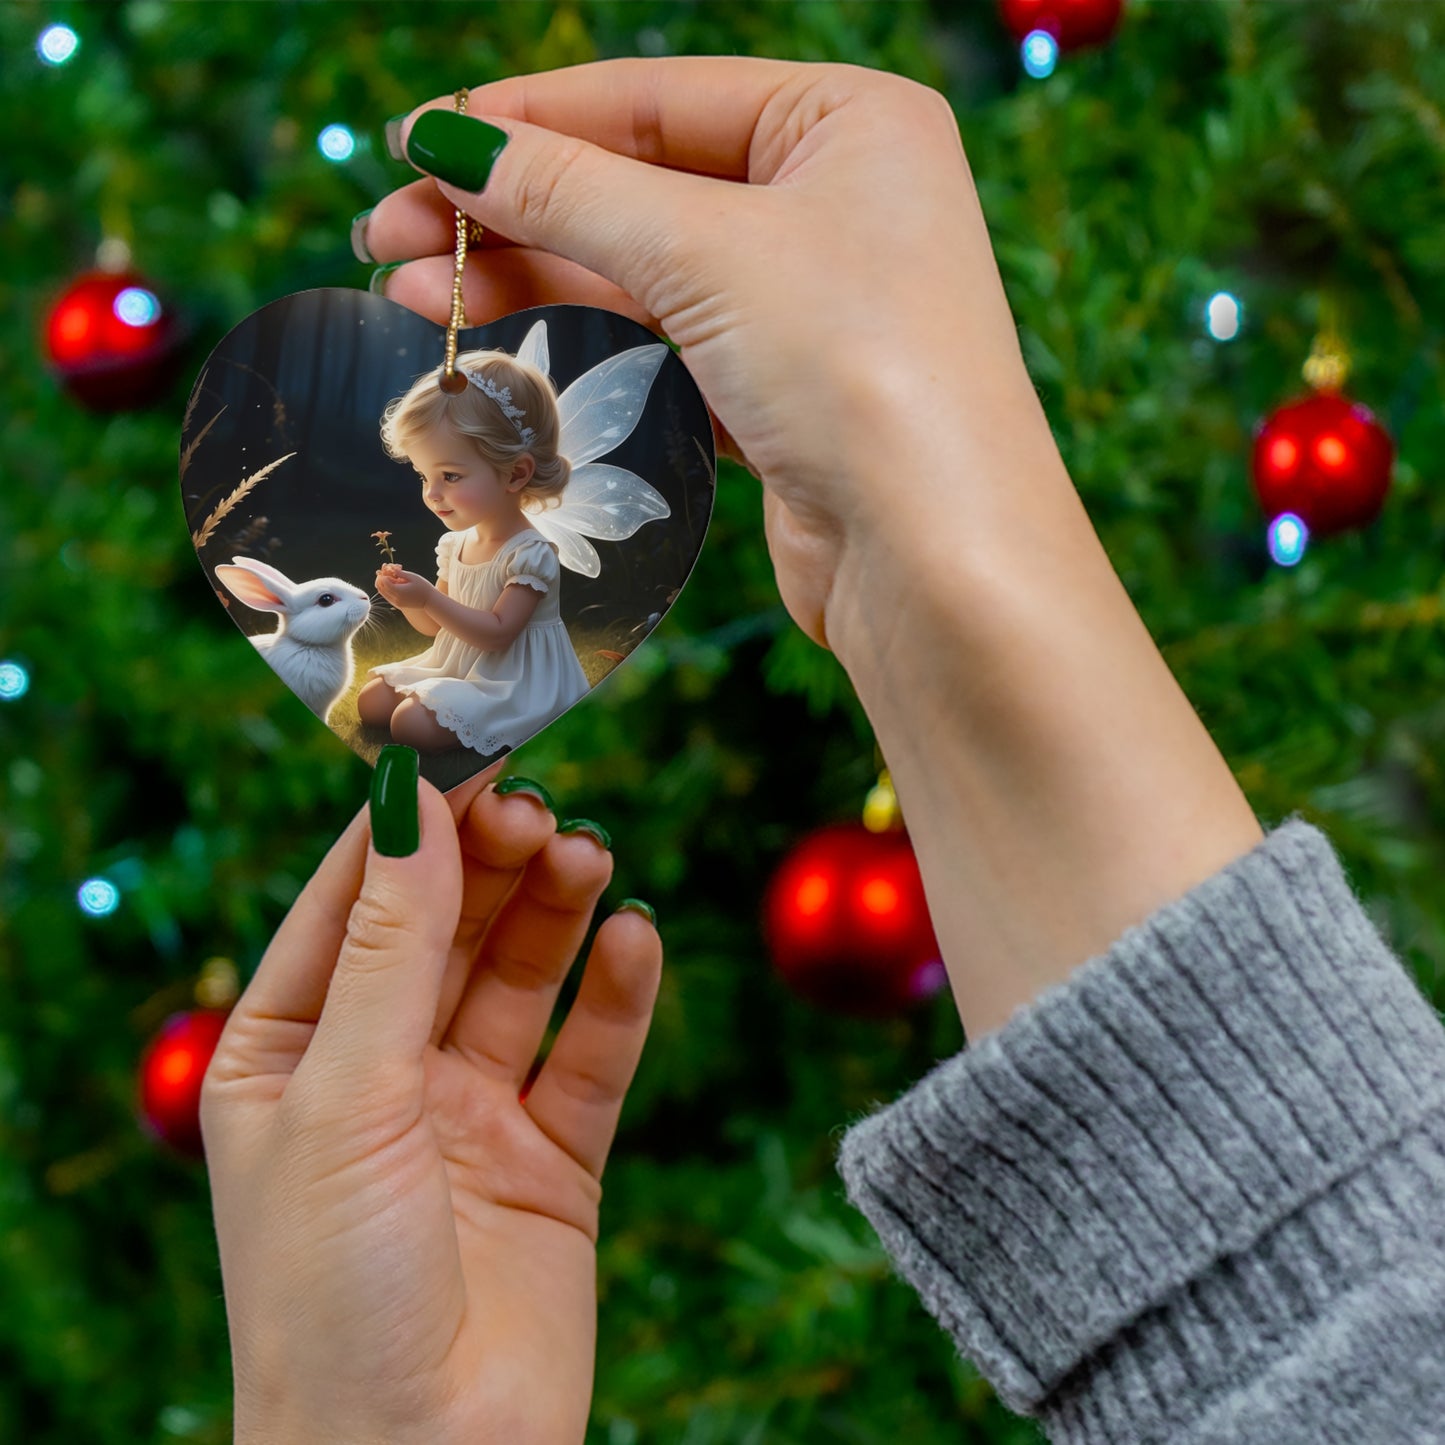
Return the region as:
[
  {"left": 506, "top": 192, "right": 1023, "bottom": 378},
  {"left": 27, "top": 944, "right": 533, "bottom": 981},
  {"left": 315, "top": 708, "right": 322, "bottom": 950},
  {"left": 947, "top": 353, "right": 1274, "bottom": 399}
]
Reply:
[
  {"left": 179, "top": 404, "right": 226, "bottom": 482},
  {"left": 191, "top": 452, "right": 297, "bottom": 551}
]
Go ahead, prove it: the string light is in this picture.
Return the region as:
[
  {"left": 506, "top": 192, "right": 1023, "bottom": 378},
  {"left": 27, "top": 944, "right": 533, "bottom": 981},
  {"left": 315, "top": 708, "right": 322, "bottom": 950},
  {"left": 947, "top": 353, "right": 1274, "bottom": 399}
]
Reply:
[
  {"left": 1205, "top": 291, "right": 1243, "bottom": 342},
  {"left": 318, "top": 124, "right": 356, "bottom": 162},
  {"left": 1022, "top": 31, "right": 1059, "bottom": 79},
  {"left": 37, "top": 24, "right": 79, "bottom": 66},
  {"left": 77, "top": 878, "right": 121, "bottom": 917},
  {"left": 1268, "top": 512, "right": 1309, "bottom": 568},
  {"left": 0, "top": 661, "right": 29, "bottom": 701}
]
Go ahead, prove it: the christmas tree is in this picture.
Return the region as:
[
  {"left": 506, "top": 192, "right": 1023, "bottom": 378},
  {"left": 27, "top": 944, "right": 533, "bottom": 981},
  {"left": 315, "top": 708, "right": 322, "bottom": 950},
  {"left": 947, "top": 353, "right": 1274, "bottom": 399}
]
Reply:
[{"left": 2, "top": 3, "right": 1442, "bottom": 1442}]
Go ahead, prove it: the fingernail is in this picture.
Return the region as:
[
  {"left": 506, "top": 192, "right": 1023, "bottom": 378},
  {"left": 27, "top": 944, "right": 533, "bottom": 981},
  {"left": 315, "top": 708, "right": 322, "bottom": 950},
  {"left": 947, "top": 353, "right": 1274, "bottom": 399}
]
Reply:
[
  {"left": 404, "top": 110, "right": 510, "bottom": 192},
  {"left": 350, "top": 208, "right": 375, "bottom": 264},
  {"left": 617, "top": 898, "right": 656, "bottom": 927},
  {"left": 493, "top": 775, "right": 555, "bottom": 813},
  {"left": 558, "top": 818, "right": 612, "bottom": 851},
  {"left": 369, "top": 261, "right": 404, "bottom": 297},
  {"left": 384, "top": 113, "right": 409, "bottom": 162},
  {"left": 371, "top": 745, "right": 420, "bottom": 857}
]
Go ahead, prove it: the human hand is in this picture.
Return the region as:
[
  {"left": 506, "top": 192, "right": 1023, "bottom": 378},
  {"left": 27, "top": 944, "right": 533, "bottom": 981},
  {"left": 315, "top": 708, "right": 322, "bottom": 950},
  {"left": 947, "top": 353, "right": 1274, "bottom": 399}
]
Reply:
[
  {"left": 359, "top": 57, "right": 1065, "bottom": 656},
  {"left": 375, "top": 564, "right": 435, "bottom": 609},
  {"left": 201, "top": 754, "right": 663, "bottom": 1445}
]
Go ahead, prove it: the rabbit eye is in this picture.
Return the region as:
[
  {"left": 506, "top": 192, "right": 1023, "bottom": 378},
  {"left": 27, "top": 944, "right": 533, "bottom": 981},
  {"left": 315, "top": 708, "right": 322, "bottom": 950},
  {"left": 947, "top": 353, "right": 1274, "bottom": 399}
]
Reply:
[{"left": 318, "top": 594, "right": 336, "bottom": 607}]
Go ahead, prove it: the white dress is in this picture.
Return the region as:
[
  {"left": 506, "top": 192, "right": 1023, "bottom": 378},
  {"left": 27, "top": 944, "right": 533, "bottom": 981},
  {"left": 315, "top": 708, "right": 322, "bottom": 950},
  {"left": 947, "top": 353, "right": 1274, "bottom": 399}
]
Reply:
[{"left": 369, "top": 528, "right": 591, "bottom": 754}]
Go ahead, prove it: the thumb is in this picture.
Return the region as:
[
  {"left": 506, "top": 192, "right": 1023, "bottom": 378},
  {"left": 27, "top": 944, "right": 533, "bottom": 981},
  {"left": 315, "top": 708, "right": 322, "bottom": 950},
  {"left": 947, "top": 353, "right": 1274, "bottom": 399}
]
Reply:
[
  {"left": 302, "top": 746, "right": 463, "bottom": 1091},
  {"left": 398, "top": 106, "right": 744, "bottom": 320}
]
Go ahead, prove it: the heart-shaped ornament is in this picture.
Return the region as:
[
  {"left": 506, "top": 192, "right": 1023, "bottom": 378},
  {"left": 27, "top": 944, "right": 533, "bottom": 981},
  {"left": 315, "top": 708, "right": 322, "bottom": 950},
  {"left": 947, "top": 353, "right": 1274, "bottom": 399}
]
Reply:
[{"left": 180, "top": 292, "right": 715, "bottom": 792}]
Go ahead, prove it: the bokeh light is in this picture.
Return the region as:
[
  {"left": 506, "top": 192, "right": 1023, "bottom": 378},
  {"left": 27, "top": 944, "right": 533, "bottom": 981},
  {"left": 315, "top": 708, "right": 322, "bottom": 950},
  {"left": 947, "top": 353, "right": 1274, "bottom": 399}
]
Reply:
[
  {"left": 114, "top": 287, "right": 161, "bottom": 327},
  {"left": 1267, "top": 512, "right": 1309, "bottom": 568},
  {"left": 1022, "top": 30, "right": 1059, "bottom": 79},
  {"left": 1205, "top": 291, "right": 1243, "bottom": 341},
  {"left": 37, "top": 24, "right": 79, "bottom": 65},
  {"left": 318, "top": 124, "right": 356, "bottom": 162},
  {"left": 77, "top": 878, "right": 121, "bottom": 917},
  {"left": 0, "top": 661, "right": 29, "bottom": 701}
]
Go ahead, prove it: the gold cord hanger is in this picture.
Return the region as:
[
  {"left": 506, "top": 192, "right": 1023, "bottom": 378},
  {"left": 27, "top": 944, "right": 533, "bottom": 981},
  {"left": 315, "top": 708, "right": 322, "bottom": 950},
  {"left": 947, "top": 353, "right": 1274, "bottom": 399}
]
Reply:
[{"left": 439, "top": 88, "right": 478, "bottom": 394}]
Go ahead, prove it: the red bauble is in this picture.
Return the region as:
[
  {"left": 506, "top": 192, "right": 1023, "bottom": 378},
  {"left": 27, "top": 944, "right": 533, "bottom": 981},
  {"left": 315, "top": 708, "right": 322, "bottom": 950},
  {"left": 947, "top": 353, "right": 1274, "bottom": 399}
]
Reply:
[
  {"left": 1251, "top": 391, "right": 1394, "bottom": 538},
  {"left": 762, "top": 822, "right": 946, "bottom": 1018},
  {"left": 137, "top": 1009, "right": 230, "bottom": 1158},
  {"left": 44, "top": 269, "right": 186, "bottom": 410},
  {"left": 998, "top": 0, "right": 1125, "bottom": 50}
]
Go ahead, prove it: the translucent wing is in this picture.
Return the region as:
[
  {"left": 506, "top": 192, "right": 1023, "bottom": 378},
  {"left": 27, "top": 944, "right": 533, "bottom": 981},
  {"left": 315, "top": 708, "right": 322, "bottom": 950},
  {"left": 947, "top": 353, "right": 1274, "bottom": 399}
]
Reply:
[
  {"left": 527, "top": 465, "right": 673, "bottom": 578},
  {"left": 556, "top": 344, "right": 669, "bottom": 467},
  {"left": 525, "top": 511, "right": 602, "bottom": 578},
  {"left": 515, "top": 319, "right": 550, "bottom": 380}
]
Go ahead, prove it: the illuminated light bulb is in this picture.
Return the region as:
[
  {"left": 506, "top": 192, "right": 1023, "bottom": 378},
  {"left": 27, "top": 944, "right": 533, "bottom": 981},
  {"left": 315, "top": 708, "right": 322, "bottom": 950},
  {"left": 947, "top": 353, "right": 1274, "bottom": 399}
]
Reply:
[
  {"left": 1267, "top": 512, "right": 1309, "bottom": 568},
  {"left": 318, "top": 124, "right": 356, "bottom": 162},
  {"left": 1205, "top": 292, "right": 1242, "bottom": 341},
  {"left": 38, "top": 24, "right": 79, "bottom": 65},
  {"left": 1022, "top": 30, "right": 1059, "bottom": 78},
  {"left": 78, "top": 878, "right": 121, "bottom": 917},
  {"left": 114, "top": 287, "right": 161, "bottom": 328}
]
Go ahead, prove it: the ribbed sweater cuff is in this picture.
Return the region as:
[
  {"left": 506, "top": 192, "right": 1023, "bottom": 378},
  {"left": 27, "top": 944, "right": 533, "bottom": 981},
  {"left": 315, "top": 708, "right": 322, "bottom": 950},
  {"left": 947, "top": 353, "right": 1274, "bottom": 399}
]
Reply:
[{"left": 834, "top": 815, "right": 1445, "bottom": 1435}]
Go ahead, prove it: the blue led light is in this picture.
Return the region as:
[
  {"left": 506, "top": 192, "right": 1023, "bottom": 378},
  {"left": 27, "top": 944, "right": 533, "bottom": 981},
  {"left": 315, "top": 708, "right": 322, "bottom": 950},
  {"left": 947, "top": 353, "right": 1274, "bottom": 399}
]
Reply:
[
  {"left": 1205, "top": 291, "right": 1243, "bottom": 342},
  {"left": 0, "top": 661, "right": 28, "bottom": 700},
  {"left": 1022, "top": 30, "right": 1058, "bottom": 79},
  {"left": 1267, "top": 512, "right": 1309, "bottom": 568},
  {"left": 38, "top": 24, "right": 79, "bottom": 65},
  {"left": 114, "top": 287, "right": 161, "bottom": 327},
  {"left": 318, "top": 124, "right": 356, "bottom": 162},
  {"left": 78, "top": 878, "right": 121, "bottom": 917}
]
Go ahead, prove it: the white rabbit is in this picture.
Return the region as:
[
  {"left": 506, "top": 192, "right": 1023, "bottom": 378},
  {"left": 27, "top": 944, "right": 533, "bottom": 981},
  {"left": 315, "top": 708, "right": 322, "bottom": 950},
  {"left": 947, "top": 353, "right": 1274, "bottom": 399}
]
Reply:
[{"left": 214, "top": 556, "right": 371, "bottom": 724}]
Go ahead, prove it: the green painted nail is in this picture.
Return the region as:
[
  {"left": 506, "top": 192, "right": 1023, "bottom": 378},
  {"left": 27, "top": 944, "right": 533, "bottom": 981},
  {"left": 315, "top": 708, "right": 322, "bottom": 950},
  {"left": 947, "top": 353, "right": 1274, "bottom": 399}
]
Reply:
[
  {"left": 350, "top": 208, "right": 375, "bottom": 264},
  {"left": 558, "top": 818, "right": 612, "bottom": 851},
  {"left": 370, "top": 745, "right": 419, "bottom": 857},
  {"left": 617, "top": 898, "right": 656, "bottom": 926},
  {"left": 405, "top": 110, "right": 510, "bottom": 192},
  {"left": 369, "top": 261, "right": 404, "bottom": 297},
  {"left": 493, "top": 775, "right": 556, "bottom": 813}
]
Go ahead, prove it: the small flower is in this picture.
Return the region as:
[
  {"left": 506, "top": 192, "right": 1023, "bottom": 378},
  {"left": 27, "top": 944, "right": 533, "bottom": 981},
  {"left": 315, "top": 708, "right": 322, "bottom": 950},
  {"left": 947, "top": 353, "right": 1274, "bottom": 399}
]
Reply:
[{"left": 371, "top": 530, "right": 398, "bottom": 564}]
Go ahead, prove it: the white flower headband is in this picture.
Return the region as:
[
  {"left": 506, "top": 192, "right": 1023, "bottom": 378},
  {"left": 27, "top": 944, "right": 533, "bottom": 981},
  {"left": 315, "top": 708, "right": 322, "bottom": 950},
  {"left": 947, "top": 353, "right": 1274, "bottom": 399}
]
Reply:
[{"left": 465, "top": 370, "right": 537, "bottom": 446}]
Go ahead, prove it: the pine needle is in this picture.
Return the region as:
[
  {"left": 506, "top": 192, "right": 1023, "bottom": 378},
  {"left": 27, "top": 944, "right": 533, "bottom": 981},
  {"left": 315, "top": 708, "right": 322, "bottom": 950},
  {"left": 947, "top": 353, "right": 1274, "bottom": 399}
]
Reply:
[{"left": 191, "top": 452, "right": 297, "bottom": 551}]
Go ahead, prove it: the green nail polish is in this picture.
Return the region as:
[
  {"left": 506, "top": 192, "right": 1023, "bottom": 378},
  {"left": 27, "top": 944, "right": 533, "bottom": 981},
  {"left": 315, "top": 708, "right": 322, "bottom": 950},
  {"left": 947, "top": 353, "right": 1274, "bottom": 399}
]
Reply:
[
  {"left": 494, "top": 775, "right": 556, "bottom": 813},
  {"left": 405, "top": 110, "right": 509, "bottom": 192},
  {"left": 370, "top": 745, "right": 420, "bottom": 857},
  {"left": 617, "top": 898, "right": 656, "bottom": 927},
  {"left": 558, "top": 818, "right": 612, "bottom": 851},
  {"left": 350, "top": 208, "right": 375, "bottom": 264},
  {"left": 384, "top": 113, "right": 409, "bottom": 162},
  {"left": 369, "top": 261, "right": 404, "bottom": 297}
]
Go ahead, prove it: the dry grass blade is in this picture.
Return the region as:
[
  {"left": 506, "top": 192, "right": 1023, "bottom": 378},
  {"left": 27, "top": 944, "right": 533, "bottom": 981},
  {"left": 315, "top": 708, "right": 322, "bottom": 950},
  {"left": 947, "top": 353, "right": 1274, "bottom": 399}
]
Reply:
[
  {"left": 181, "top": 367, "right": 208, "bottom": 438},
  {"left": 179, "top": 405, "right": 226, "bottom": 482},
  {"left": 191, "top": 452, "right": 297, "bottom": 551}
]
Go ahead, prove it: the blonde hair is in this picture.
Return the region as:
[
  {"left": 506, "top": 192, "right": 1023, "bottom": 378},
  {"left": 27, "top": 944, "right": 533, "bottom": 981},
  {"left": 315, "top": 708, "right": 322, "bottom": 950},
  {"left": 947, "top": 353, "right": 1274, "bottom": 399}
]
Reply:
[{"left": 379, "top": 349, "right": 570, "bottom": 511}]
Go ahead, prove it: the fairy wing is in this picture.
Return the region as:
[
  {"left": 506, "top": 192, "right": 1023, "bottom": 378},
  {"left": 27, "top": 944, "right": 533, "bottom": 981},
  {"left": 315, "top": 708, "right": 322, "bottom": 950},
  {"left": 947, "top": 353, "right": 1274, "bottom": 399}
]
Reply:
[
  {"left": 515, "top": 319, "right": 550, "bottom": 380},
  {"left": 556, "top": 343, "right": 669, "bottom": 466},
  {"left": 518, "top": 329, "right": 673, "bottom": 576},
  {"left": 526, "top": 463, "right": 673, "bottom": 577}
]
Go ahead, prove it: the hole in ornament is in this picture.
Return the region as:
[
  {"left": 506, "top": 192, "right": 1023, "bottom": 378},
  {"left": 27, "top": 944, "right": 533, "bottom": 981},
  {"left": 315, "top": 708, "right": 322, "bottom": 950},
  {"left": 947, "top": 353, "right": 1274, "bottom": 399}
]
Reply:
[{"left": 437, "top": 369, "right": 469, "bottom": 395}]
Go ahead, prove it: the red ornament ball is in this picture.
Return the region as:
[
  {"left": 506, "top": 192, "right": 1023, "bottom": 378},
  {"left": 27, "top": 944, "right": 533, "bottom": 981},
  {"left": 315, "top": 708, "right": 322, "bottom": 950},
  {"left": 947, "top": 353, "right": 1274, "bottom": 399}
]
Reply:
[
  {"left": 137, "top": 1009, "right": 230, "bottom": 1158},
  {"left": 44, "top": 269, "right": 186, "bottom": 410},
  {"left": 997, "top": 0, "right": 1125, "bottom": 50},
  {"left": 1251, "top": 391, "right": 1394, "bottom": 538},
  {"left": 762, "top": 821, "right": 946, "bottom": 1018}
]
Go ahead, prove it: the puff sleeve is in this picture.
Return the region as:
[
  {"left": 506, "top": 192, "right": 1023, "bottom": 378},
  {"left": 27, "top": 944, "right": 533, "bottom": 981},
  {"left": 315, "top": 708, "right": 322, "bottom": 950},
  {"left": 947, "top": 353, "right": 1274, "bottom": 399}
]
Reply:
[
  {"left": 434, "top": 530, "right": 459, "bottom": 586},
  {"left": 503, "top": 536, "right": 559, "bottom": 596}
]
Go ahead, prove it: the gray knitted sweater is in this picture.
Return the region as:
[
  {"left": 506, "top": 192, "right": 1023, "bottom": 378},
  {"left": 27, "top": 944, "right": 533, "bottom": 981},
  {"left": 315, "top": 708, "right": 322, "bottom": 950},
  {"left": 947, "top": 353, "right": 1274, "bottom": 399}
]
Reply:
[{"left": 835, "top": 816, "right": 1445, "bottom": 1443}]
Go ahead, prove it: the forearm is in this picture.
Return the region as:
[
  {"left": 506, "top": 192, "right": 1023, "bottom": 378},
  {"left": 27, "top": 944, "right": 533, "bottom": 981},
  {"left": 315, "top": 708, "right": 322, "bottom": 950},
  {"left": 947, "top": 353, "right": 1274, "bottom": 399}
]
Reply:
[
  {"left": 826, "top": 406, "right": 1263, "bottom": 1044},
  {"left": 425, "top": 590, "right": 506, "bottom": 650},
  {"left": 397, "top": 601, "right": 442, "bottom": 637}
]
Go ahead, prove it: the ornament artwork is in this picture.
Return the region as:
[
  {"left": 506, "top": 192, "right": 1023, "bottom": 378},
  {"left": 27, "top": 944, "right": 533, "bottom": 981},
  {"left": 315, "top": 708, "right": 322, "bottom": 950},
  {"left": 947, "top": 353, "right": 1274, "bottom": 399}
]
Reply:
[
  {"left": 1251, "top": 320, "right": 1394, "bottom": 540},
  {"left": 180, "top": 296, "right": 714, "bottom": 792},
  {"left": 997, "top": 0, "right": 1125, "bottom": 51},
  {"left": 762, "top": 814, "right": 946, "bottom": 1019},
  {"left": 45, "top": 267, "right": 187, "bottom": 411}
]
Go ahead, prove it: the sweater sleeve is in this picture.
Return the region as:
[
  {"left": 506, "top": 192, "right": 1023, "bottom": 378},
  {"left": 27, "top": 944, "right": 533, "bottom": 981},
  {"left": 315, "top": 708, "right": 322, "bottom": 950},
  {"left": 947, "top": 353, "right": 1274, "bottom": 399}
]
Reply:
[{"left": 834, "top": 814, "right": 1445, "bottom": 1443}]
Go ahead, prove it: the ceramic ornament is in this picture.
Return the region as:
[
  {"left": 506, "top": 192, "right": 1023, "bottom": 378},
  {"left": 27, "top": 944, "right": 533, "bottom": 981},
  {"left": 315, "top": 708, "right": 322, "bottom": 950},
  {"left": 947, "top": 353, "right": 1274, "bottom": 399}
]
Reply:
[{"left": 180, "top": 291, "right": 715, "bottom": 793}]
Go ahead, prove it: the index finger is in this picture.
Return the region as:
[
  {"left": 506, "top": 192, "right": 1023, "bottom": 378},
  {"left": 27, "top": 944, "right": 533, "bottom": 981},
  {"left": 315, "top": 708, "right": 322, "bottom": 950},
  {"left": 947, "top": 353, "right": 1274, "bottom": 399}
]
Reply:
[{"left": 406, "top": 55, "right": 817, "bottom": 182}]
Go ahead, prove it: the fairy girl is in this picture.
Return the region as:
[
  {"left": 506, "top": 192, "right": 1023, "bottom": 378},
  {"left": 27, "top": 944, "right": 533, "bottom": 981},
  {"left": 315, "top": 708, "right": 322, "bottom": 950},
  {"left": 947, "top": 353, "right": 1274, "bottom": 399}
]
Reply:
[{"left": 357, "top": 320, "right": 671, "bottom": 755}]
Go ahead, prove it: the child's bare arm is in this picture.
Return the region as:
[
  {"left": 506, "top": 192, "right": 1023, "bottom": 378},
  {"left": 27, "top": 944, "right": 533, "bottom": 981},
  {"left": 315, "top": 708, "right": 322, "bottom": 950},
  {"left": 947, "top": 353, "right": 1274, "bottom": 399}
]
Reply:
[{"left": 426, "top": 582, "right": 542, "bottom": 652}]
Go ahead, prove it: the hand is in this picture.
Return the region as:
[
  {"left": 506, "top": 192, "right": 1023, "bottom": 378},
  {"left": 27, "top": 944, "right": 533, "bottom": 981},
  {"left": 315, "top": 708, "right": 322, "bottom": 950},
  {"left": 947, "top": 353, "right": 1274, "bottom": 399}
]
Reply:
[
  {"left": 360, "top": 58, "right": 1061, "bottom": 655},
  {"left": 201, "top": 762, "right": 663, "bottom": 1445},
  {"left": 375, "top": 564, "right": 435, "bottom": 609}
]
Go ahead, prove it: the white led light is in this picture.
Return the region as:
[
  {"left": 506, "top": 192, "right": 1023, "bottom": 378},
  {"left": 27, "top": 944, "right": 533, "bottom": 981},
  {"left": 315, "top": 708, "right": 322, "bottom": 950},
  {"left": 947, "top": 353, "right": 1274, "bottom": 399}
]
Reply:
[
  {"left": 0, "top": 661, "right": 28, "bottom": 700},
  {"left": 114, "top": 287, "right": 161, "bottom": 327},
  {"left": 318, "top": 124, "right": 356, "bottom": 162},
  {"left": 38, "top": 24, "right": 79, "bottom": 66},
  {"left": 1022, "top": 30, "right": 1059, "bottom": 79},
  {"left": 78, "top": 878, "right": 121, "bottom": 917}
]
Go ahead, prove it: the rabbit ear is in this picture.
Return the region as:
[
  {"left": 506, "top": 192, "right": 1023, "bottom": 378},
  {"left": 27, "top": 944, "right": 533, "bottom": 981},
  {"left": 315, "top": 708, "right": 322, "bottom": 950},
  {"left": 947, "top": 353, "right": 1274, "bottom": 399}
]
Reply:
[
  {"left": 215, "top": 564, "right": 290, "bottom": 614},
  {"left": 229, "top": 555, "right": 296, "bottom": 589}
]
